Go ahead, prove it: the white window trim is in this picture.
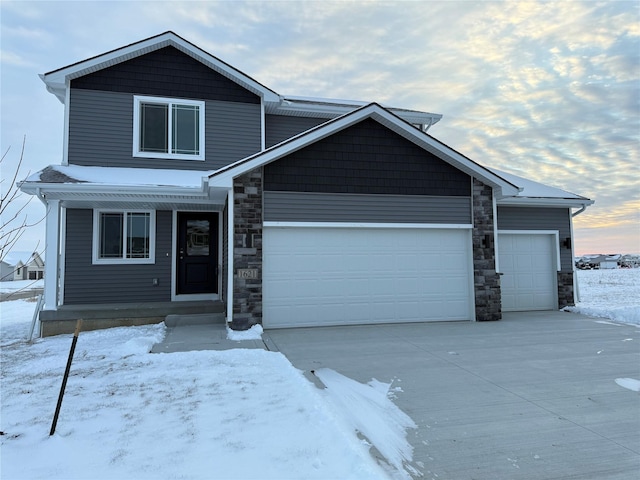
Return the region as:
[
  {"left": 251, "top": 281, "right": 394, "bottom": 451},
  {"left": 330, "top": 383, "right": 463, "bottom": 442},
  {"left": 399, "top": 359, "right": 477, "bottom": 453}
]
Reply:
[
  {"left": 92, "top": 209, "right": 156, "bottom": 265},
  {"left": 133, "top": 95, "right": 205, "bottom": 161}
]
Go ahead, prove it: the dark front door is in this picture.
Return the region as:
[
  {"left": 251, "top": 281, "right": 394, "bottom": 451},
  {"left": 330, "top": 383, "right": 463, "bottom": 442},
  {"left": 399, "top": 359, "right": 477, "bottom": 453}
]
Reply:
[{"left": 177, "top": 212, "right": 218, "bottom": 295}]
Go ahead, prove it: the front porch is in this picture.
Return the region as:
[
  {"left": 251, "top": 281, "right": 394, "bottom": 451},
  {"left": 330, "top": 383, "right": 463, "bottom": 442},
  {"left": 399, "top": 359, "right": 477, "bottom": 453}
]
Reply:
[{"left": 39, "top": 300, "right": 225, "bottom": 336}]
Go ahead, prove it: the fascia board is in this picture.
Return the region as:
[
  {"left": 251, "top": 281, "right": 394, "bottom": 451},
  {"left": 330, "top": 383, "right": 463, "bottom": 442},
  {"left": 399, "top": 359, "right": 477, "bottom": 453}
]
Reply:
[
  {"left": 41, "top": 32, "right": 280, "bottom": 105},
  {"left": 497, "top": 197, "right": 594, "bottom": 208},
  {"left": 210, "top": 105, "right": 383, "bottom": 186},
  {"left": 272, "top": 101, "right": 442, "bottom": 126},
  {"left": 367, "top": 110, "right": 520, "bottom": 196},
  {"left": 211, "top": 103, "right": 519, "bottom": 196},
  {"left": 20, "top": 181, "right": 209, "bottom": 198}
]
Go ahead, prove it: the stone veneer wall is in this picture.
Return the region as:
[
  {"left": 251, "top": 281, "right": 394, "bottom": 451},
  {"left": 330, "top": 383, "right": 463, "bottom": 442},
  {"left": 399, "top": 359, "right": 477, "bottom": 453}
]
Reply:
[
  {"left": 231, "top": 168, "right": 263, "bottom": 330},
  {"left": 472, "top": 179, "right": 502, "bottom": 321},
  {"left": 557, "top": 271, "right": 575, "bottom": 309}
]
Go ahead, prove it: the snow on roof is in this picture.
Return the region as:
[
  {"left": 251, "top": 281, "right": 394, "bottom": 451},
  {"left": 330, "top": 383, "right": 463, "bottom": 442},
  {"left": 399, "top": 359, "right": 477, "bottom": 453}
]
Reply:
[
  {"left": 27, "top": 165, "right": 210, "bottom": 189},
  {"left": 490, "top": 168, "right": 592, "bottom": 202}
]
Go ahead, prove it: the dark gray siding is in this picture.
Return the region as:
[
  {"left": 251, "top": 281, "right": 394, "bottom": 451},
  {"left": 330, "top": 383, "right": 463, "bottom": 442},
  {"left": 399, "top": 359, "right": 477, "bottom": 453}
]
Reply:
[
  {"left": 264, "top": 191, "right": 472, "bottom": 224},
  {"left": 264, "top": 118, "right": 470, "bottom": 196},
  {"left": 265, "top": 115, "right": 328, "bottom": 147},
  {"left": 68, "top": 89, "right": 261, "bottom": 170},
  {"left": 63, "top": 209, "right": 172, "bottom": 304},
  {"left": 497, "top": 206, "right": 572, "bottom": 271},
  {"left": 71, "top": 46, "right": 259, "bottom": 104}
]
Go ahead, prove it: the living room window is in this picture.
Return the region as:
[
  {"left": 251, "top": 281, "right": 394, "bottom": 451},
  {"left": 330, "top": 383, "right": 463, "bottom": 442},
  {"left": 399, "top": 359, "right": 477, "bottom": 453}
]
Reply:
[
  {"left": 93, "top": 210, "right": 155, "bottom": 264},
  {"left": 133, "top": 96, "right": 205, "bottom": 160}
]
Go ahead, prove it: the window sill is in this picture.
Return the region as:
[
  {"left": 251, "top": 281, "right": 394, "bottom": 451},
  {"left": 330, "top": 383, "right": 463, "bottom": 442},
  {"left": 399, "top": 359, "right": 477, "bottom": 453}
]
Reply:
[
  {"left": 91, "top": 258, "right": 155, "bottom": 266},
  {"left": 133, "top": 152, "right": 205, "bottom": 161}
]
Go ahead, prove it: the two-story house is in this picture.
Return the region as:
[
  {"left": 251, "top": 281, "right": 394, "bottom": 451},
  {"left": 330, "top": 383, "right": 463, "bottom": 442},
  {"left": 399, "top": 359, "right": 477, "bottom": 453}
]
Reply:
[{"left": 20, "top": 32, "right": 593, "bottom": 336}]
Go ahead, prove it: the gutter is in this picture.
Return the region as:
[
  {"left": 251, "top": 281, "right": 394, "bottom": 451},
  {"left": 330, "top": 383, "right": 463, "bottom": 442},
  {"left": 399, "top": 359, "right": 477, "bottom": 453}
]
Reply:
[{"left": 572, "top": 205, "right": 589, "bottom": 217}]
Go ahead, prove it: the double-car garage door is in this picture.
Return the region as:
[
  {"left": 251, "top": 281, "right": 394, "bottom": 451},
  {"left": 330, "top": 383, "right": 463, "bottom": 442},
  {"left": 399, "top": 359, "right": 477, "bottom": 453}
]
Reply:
[{"left": 263, "top": 227, "right": 474, "bottom": 328}]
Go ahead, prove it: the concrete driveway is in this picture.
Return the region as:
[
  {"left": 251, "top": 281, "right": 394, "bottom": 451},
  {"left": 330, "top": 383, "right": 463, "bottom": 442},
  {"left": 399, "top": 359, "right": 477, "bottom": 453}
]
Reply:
[{"left": 264, "top": 311, "right": 640, "bottom": 480}]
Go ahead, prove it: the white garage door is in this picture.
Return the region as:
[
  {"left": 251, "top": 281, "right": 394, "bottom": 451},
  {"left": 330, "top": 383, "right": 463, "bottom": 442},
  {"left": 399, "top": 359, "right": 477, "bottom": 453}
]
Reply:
[
  {"left": 263, "top": 227, "right": 474, "bottom": 328},
  {"left": 498, "top": 233, "right": 557, "bottom": 311}
]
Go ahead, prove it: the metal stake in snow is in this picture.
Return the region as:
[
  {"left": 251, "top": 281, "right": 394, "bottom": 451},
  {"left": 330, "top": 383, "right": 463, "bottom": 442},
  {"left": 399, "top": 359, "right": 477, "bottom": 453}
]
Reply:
[{"left": 50, "top": 319, "right": 82, "bottom": 436}]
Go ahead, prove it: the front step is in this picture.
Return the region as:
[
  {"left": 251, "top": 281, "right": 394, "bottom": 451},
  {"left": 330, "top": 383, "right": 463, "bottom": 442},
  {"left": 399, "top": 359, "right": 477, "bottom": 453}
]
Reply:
[{"left": 164, "top": 312, "right": 226, "bottom": 327}]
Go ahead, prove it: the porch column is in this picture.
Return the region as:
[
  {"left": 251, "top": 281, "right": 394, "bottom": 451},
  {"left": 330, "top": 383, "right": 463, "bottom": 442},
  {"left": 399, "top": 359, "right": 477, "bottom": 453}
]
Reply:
[
  {"left": 226, "top": 188, "right": 234, "bottom": 324},
  {"left": 43, "top": 199, "right": 60, "bottom": 310}
]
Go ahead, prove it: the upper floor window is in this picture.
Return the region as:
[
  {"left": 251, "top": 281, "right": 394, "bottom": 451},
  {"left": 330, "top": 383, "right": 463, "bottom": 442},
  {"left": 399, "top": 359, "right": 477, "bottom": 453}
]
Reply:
[{"left": 133, "top": 96, "right": 205, "bottom": 161}]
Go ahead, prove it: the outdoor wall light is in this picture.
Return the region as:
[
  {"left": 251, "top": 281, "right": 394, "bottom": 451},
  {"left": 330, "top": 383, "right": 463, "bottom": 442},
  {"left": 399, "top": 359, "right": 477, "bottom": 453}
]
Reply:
[{"left": 563, "top": 237, "right": 572, "bottom": 249}]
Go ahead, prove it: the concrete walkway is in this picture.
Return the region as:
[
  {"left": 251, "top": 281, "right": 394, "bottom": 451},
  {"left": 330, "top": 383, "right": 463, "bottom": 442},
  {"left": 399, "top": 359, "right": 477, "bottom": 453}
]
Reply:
[
  {"left": 265, "top": 311, "right": 640, "bottom": 480},
  {"left": 151, "top": 321, "right": 267, "bottom": 353}
]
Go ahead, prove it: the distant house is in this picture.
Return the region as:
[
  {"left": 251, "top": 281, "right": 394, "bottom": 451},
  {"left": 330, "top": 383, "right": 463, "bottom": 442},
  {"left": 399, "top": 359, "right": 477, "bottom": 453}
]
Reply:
[
  {"left": 576, "top": 254, "right": 620, "bottom": 270},
  {"left": 0, "top": 251, "right": 45, "bottom": 281},
  {"left": 0, "top": 260, "right": 14, "bottom": 281}
]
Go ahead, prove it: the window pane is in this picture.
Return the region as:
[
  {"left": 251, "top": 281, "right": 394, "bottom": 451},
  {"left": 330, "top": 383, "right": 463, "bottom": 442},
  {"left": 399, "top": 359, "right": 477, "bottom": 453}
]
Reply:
[
  {"left": 100, "top": 213, "right": 123, "bottom": 258},
  {"left": 127, "top": 213, "right": 150, "bottom": 258},
  {"left": 172, "top": 104, "right": 199, "bottom": 155},
  {"left": 186, "top": 220, "right": 209, "bottom": 256},
  {"left": 140, "top": 103, "right": 168, "bottom": 153}
]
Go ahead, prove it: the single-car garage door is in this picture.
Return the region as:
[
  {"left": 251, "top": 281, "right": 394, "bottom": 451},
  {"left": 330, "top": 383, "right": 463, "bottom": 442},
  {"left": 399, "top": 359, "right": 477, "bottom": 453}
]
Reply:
[
  {"left": 263, "top": 227, "right": 474, "bottom": 328},
  {"left": 498, "top": 233, "right": 557, "bottom": 311}
]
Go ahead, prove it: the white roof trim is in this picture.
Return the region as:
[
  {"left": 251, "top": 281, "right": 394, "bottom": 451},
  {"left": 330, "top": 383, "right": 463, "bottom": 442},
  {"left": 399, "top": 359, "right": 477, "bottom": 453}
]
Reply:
[
  {"left": 40, "top": 31, "right": 281, "bottom": 104},
  {"left": 268, "top": 96, "right": 442, "bottom": 126},
  {"left": 210, "top": 103, "right": 520, "bottom": 197},
  {"left": 491, "top": 168, "right": 594, "bottom": 208}
]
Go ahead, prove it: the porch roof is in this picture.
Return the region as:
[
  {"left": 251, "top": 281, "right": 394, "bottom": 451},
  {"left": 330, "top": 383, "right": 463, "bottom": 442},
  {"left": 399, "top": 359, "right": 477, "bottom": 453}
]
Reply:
[{"left": 19, "top": 165, "right": 227, "bottom": 210}]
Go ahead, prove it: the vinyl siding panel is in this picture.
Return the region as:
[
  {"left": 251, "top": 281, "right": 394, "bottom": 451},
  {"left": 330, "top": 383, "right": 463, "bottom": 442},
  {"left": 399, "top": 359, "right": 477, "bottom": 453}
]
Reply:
[
  {"left": 71, "top": 46, "right": 259, "bottom": 104},
  {"left": 497, "top": 206, "right": 572, "bottom": 271},
  {"left": 63, "top": 209, "right": 172, "bottom": 304},
  {"left": 265, "top": 115, "right": 328, "bottom": 147},
  {"left": 264, "top": 191, "right": 471, "bottom": 224},
  {"left": 264, "top": 118, "right": 470, "bottom": 196},
  {"left": 68, "top": 89, "right": 261, "bottom": 170}
]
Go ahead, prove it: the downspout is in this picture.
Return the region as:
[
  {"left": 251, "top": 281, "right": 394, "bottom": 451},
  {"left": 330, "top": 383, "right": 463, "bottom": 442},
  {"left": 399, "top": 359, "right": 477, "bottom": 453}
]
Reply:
[
  {"left": 422, "top": 117, "right": 434, "bottom": 133},
  {"left": 572, "top": 205, "right": 587, "bottom": 217},
  {"left": 570, "top": 204, "right": 588, "bottom": 303}
]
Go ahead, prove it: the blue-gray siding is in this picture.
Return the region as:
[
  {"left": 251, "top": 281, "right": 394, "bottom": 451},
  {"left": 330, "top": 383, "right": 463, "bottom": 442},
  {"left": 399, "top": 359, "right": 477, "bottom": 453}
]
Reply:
[
  {"left": 264, "top": 118, "right": 471, "bottom": 196},
  {"left": 264, "top": 191, "right": 472, "bottom": 224},
  {"left": 497, "top": 206, "right": 572, "bottom": 271},
  {"left": 63, "top": 209, "right": 172, "bottom": 304},
  {"left": 68, "top": 89, "right": 261, "bottom": 170},
  {"left": 265, "top": 114, "right": 328, "bottom": 147}
]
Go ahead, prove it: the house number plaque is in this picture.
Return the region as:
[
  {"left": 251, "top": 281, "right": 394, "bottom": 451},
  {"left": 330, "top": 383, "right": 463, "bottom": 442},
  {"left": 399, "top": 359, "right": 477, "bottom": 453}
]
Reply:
[{"left": 237, "top": 269, "right": 258, "bottom": 279}]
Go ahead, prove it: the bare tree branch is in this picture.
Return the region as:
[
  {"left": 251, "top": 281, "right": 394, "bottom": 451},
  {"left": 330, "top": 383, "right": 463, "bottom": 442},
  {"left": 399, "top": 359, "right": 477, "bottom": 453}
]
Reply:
[{"left": 0, "top": 138, "right": 45, "bottom": 299}]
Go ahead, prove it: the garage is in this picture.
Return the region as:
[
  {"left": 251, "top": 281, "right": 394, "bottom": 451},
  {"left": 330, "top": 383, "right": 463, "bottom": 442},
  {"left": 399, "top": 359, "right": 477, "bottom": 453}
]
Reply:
[
  {"left": 263, "top": 227, "right": 474, "bottom": 328},
  {"left": 498, "top": 233, "right": 558, "bottom": 311}
]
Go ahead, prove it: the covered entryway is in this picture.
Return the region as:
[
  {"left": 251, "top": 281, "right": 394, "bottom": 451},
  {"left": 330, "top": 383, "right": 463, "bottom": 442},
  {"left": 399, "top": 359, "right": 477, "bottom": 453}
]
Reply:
[
  {"left": 263, "top": 227, "right": 474, "bottom": 328},
  {"left": 498, "top": 232, "right": 558, "bottom": 311},
  {"left": 176, "top": 212, "right": 219, "bottom": 295}
]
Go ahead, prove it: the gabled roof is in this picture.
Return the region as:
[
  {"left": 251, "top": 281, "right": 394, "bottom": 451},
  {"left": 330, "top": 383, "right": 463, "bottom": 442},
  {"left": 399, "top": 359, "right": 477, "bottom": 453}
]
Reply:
[
  {"left": 39, "top": 32, "right": 441, "bottom": 128},
  {"left": 40, "top": 31, "right": 281, "bottom": 105},
  {"left": 209, "top": 103, "right": 521, "bottom": 198},
  {"left": 2, "top": 251, "right": 44, "bottom": 266}
]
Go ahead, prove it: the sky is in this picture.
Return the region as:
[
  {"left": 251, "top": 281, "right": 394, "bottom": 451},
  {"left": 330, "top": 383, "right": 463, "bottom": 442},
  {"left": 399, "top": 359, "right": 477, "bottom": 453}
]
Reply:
[{"left": 1, "top": 0, "right": 639, "bottom": 256}]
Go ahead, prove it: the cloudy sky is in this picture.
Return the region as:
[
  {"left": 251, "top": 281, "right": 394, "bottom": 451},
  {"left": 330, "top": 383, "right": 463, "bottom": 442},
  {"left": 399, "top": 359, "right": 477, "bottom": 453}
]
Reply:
[{"left": 1, "top": 0, "right": 638, "bottom": 256}]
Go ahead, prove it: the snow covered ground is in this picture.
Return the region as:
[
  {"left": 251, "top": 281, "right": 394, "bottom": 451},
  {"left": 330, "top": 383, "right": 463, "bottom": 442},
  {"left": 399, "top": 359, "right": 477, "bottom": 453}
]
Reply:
[
  {"left": 566, "top": 268, "right": 640, "bottom": 325},
  {"left": 1, "top": 268, "right": 637, "bottom": 479},
  {"left": 1, "top": 300, "right": 415, "bottom": 479},
  {"left": 0, "top": 278, "right": 44, "bottom": 294}
]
